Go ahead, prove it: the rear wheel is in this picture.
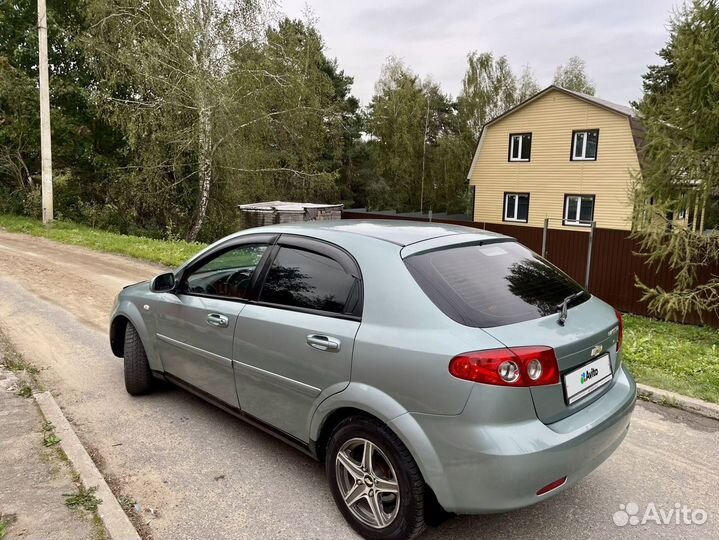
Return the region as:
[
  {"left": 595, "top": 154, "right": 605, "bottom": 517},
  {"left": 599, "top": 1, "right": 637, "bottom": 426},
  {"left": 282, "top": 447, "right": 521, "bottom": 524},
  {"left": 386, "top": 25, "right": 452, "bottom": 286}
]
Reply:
[
  {"left": 326, "top": 416, "right": 426, "bottom": 540},
  {"left": 123, "top": 323, "right": 153, "bottom": 395}
]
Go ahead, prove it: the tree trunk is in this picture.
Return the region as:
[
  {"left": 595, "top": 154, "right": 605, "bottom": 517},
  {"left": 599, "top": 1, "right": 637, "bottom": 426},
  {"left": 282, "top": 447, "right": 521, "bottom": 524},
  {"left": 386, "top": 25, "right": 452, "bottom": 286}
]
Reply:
[{"left": 187, "top": 102, "right": 212, "bottom": 242}]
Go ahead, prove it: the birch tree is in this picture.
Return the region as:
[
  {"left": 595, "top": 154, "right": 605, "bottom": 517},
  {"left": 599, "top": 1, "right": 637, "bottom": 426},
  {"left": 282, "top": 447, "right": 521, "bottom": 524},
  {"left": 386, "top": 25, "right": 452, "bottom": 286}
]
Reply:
[
  {"left": 553, "top": 56, "right": 595, "bottom": 95},
  {"left": 516, "top": 64, "right": 540, "bottom": 102},
  {"left": 457, "top": 52, "right": 517, "bottom": 140},
  {"left": 89, "top": 0, "right": 281, "bottom": 241}
]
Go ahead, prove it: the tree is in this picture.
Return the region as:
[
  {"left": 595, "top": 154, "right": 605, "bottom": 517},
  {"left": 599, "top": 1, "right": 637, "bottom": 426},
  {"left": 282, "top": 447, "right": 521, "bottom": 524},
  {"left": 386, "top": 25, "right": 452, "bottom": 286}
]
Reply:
[
  {"left": 516, "top": 64, "right": 541, "bottom": 102},
  {"left": 553, "top": 56, "right": 595, "bottom": 95},
  {"left": 218, "top": 19, "right": 352, "bottom": 211},
  {"left": 365, "top": 58, "right": 428, "bottom": 211},
  {"left": 0, "top": 0, "right": 124, "bottom": 221},
  {"left": 457, "top": 51, "right": 517, "bottom": 140},
  {"left": 632, "top": 0, "right": 719, "bottom": 320},
  {"left": 88, "top": 0, "right": 280, "bottom": 241}
]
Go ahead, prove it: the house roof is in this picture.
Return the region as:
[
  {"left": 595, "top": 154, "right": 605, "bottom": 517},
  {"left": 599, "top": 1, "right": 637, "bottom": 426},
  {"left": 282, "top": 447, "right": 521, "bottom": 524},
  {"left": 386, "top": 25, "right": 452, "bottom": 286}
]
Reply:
[
  {"left": 484, "top": 85, "right": 639, "bottom": 129},
  {"left": 238, "top": 201, "right": 343, "bottom": 213},
  {"left": 466, "top": 85, "right": 643, "bottom": 180},
  {"left": 559, "top": 87, "right": 638, "bottom": 118}
]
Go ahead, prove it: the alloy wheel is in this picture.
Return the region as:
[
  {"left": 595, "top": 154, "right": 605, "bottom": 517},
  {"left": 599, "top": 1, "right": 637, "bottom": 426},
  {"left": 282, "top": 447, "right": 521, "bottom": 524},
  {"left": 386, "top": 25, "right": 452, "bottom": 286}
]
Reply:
[{"left": 335, "top": 437, "right": 400, "bottom": 529}]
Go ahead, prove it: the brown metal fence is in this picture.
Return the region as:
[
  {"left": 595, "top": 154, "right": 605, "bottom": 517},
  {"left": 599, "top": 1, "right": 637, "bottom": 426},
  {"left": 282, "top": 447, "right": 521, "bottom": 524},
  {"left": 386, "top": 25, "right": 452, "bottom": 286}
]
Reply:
[{"left": 341, "top": 210, "right": 719, "bottom": 328}]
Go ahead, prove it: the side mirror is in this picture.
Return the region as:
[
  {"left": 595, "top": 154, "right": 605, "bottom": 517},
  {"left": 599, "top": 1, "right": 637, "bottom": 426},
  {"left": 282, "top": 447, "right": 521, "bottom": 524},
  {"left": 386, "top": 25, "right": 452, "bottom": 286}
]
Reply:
[{"left": 150, "top": 272, "right": 176, "bottom": 293}]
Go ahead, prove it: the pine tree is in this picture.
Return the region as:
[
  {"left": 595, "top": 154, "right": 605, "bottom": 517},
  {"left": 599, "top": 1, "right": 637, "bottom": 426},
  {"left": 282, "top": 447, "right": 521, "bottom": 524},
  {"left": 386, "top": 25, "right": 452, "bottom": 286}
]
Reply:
[{"left": 633, "top": 0, "right": 719, "bottom": 319}]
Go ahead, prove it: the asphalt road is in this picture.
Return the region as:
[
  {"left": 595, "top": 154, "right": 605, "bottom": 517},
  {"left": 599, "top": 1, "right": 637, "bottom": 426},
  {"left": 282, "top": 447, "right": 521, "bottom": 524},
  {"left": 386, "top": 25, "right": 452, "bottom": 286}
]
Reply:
[{"left": 0, "top": 230, "right": 717, "bottom": 540}]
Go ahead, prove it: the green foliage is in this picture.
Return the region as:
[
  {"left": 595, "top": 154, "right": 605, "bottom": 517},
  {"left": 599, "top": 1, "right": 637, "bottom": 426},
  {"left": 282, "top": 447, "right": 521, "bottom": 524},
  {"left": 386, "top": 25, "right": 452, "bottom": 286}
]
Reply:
[
  {"left": 457, "top": 51, "right": 518, "bottom": 139},
  {"left": 64, "top": 485, "right": 102, "bottom": 512},
  {"left": 0, "top": 214, "right": 205, "bottom": 267},
  {"left": 16, "top": 384, "right": 32, "bottom": 398},
  {"left": 633, "top": 0, "right": 719, "bottom": 320},
  {"left": 0, "top": 0, "right": 127, "bottom": 226},
  {"left": 42, "top": 422, "right": 61, "bottom": 447},
  {"left": 1, "top": 0, "right": 592, "bottom": 238},
  {"left": 516, "top": 65, "right": 541, "bottom": 102},
  {"left": 553, "top": 56, "right": 596, "bottom": 95},
  {"left": 0, "top": 514, "right": 16, "bottom": 540},
  {"left": 365, "top": 58, "right": 475, "bottom": 214},
  {"left": 623, "top": 314, "right": 719, "bottom": 403}
]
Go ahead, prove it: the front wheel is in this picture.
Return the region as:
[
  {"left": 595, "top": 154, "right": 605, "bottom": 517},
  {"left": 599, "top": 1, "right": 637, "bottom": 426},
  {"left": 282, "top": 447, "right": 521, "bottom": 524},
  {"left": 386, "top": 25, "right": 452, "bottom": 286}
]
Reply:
[
  {"left": 123, "top": 323, "right": 153, "bottom": 395},
  {"left": 326, "top": 416, "right": 427, "bottom": 540}
]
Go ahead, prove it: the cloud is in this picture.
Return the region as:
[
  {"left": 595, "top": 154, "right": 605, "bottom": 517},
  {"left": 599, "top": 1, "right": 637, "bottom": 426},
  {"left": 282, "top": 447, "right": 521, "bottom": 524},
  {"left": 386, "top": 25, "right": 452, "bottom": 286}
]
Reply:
[{"left": 280, "top": 0, "right": 680, "bottom": 106}]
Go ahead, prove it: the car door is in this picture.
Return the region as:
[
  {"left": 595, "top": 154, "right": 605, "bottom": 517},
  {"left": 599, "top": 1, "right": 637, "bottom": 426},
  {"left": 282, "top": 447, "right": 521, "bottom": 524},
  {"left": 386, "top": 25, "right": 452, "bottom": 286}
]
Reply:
[
  {"left": 155, "top": 236, "right": 274, "bottom": 406},
  {"left": 233, "top": 235, "right": 362, "bottom": 442}
]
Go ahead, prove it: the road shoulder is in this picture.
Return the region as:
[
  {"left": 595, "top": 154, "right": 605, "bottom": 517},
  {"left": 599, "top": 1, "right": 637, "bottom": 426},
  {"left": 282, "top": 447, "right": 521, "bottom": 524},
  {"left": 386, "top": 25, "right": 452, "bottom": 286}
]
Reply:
[
  {"left": 637, "top": 382, "right": 719, "bottom": 421},
  {"left": 0, "top": 364, "right": 98, "bottom": 540}
]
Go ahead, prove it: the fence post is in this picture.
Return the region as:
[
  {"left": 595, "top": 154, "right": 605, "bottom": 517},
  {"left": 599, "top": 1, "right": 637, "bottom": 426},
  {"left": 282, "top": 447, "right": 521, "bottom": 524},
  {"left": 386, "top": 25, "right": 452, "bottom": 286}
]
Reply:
[
  {"left": 541, "top": 218, "right": 549, "bottom": 258},
  {"left": 585, "top": 221, "right": 595, "bottom": 290}
]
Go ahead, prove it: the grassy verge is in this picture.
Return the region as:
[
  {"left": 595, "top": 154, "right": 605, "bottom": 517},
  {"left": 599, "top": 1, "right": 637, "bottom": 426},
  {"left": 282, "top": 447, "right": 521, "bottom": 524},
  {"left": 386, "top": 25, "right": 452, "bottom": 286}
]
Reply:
[
  {"left": 623, "top": 314, "right": 719, "bottom": 404},
  {"left": 0, "top": 214, "right": 205, "bottom": 267}
]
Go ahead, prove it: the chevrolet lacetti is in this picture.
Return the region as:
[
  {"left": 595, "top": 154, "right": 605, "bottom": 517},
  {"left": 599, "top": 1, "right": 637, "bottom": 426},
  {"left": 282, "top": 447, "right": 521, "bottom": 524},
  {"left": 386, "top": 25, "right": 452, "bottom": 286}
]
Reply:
[{"left": 109, "top": 220, "right": 636, "bottom": 540}]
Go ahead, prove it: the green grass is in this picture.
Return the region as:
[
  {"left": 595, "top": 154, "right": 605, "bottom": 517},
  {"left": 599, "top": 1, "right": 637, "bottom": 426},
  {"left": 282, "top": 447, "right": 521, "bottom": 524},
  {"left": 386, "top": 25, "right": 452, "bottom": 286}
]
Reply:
[
  {"left": 0, "top": 515, "right": 15, "bottom": 539},
  {"left": 0, "top": 214, "right": 206, "bottom": 268},
  {"left": 623, "top": 314, "right": 719, "bottom": 404}
]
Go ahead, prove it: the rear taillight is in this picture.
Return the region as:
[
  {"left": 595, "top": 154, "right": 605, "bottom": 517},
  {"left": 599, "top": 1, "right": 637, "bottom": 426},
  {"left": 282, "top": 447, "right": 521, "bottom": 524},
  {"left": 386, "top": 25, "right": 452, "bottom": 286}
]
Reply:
[
  {"left": 614, "top": 309, "right": 624, "bottom": 351},
  {"left": 449, "top": 346, "right": 560, "bottom": 387}
]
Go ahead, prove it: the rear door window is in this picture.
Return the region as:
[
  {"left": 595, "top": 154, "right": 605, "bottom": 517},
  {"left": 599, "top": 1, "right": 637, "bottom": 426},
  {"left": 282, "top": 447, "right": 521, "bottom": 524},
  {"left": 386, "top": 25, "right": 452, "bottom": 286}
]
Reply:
[
  {"left": 404, "top": 241, "right": 588, "bottom": 327},
  {"left": 259, "top": 247, "right": 356, "bottom": 315}
]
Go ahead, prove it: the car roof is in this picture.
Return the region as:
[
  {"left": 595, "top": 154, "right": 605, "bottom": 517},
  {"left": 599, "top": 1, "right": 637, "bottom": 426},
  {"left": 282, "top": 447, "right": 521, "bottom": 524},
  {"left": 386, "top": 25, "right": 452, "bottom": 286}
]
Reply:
[{"left": 249, "top": 219, "right": 509, "bottom": 247}]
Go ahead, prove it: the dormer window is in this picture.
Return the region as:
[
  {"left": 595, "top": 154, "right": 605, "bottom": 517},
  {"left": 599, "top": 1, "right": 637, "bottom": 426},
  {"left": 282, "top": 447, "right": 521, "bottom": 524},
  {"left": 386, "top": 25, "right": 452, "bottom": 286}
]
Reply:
[
  {"left": 508, "top": 133, "right": 532, "bottom": 162},
  {"left": 572, "top": 130, "right": 599, "bottom": 160}
]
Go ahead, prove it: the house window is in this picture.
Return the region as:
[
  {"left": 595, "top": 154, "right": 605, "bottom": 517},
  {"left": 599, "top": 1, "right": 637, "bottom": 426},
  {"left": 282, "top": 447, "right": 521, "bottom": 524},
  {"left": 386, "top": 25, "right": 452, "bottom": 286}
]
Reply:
[
  {"left": 564, "top": 195, "right": 595, "bottom": 226},
  {"left": 509, "top": 133, "right": 532, "bottom": 162},
  {"left": 504, "top": 193, "right": 529, "bottom": 222},
  {"left": 572, "top": 130, "right": 599, "bottom": 160}
]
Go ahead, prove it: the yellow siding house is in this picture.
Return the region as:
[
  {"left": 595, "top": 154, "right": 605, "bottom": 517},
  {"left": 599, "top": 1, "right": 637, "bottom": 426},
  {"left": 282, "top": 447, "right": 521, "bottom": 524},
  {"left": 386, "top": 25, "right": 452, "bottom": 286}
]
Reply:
[{"left": 467, "top": 85, "right": 643, "bottom": 230}]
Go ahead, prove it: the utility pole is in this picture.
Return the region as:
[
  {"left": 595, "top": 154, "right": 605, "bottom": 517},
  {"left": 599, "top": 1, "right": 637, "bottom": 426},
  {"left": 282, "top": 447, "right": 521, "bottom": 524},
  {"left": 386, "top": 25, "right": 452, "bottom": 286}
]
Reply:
[
  {"left": 419, "top": 94, "right": 430, "bottom": 214},
  {"left": 37, "top": 0, "right": 53, "bottom": 224}
]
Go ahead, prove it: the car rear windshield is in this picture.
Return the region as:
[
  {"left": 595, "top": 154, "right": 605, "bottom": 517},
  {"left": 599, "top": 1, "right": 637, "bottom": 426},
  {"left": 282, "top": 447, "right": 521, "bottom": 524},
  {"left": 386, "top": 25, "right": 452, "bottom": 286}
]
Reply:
[{"left": 404, "top": 241, "right": 589, "bottom": 328}]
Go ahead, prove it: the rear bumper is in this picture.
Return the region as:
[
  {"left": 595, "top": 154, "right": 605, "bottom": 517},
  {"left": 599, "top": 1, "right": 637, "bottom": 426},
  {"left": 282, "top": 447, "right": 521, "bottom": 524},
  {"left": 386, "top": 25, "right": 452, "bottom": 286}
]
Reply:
[{"left": 394, "top": 365, "right": 636, "bottom": 514}]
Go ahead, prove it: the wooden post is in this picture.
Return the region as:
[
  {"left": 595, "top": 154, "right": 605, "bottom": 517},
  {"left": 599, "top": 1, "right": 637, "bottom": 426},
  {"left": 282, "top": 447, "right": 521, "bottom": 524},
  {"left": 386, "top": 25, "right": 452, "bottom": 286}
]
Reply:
[{"left": 37, "top": 0, "right": 53, "bottom": 224}]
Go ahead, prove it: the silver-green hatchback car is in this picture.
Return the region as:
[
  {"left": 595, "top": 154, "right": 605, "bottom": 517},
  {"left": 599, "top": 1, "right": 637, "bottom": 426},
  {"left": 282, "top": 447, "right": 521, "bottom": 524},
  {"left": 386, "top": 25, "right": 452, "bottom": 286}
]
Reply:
[{"left": 110, "top": 220, "right": 636, "bottom": 540}]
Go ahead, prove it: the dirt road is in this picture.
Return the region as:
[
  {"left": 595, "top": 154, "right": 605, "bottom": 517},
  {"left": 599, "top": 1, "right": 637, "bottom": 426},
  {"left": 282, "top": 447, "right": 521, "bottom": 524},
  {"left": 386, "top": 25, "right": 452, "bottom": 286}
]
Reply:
[{"left": 0, "top": 229, "right": 717, "bottom": 540}]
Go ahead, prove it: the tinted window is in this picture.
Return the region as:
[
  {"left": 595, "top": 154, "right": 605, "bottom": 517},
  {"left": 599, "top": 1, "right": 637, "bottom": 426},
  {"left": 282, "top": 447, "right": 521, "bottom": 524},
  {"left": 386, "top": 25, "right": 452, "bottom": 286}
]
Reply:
[
  {"left": 405, "top": 242, "right": 588, "bottom": 328},
  {"left": 184, "top": 244, "right": 267, "bottom": 299},
  {"left": 260, "top": 247, "right": 355, "bottom": 314}
]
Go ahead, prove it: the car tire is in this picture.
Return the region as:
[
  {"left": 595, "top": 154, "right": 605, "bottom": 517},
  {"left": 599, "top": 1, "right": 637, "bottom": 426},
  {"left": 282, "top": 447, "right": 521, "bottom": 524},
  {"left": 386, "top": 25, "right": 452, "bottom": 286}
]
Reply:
[
  {"left": 123, "top": 323, "right": 153, "bottom": 395},
  {"left": 326, "top": 416, "right": 427, "bottom": 540}
]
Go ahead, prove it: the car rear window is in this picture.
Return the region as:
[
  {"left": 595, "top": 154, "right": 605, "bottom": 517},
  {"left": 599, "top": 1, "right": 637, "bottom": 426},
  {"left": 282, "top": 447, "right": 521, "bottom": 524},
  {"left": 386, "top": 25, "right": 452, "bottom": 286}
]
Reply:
[{"left": 404, "top": 241, "right": 589, "bottom": 328}]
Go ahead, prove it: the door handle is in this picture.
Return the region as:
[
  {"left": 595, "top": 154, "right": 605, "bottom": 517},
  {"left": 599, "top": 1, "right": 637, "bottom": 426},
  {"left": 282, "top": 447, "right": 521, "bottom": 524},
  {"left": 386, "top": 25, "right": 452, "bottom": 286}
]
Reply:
[
  {"left": 306, "top": 334, "right": 341, "bottom": 352},
  {"left": 207, "top": 313, "right": 229, "bottom": 328}
]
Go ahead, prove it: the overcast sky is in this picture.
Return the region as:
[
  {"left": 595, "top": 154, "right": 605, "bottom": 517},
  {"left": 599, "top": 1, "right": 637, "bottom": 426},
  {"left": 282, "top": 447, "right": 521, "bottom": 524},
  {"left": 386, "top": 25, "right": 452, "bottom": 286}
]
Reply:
[{"left": 280, "top": 0, "right": 681, "bottom": 107}]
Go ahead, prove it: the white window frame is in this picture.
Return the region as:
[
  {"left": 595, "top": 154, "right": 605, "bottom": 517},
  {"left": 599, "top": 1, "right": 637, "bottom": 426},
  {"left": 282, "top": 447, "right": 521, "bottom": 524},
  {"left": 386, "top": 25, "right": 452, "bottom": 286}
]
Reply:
[
  {"left": 504, "top": 193, "right": 529, "bottom": 222},
  {"left": 572, "top": 130, "right": 599, "bottom": 161},
  {"left": 564, "top": 195, "right": 595, "bottom": 227},
  {"left": 509, "top": 133, "right": 531, "bottom": 162}
]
